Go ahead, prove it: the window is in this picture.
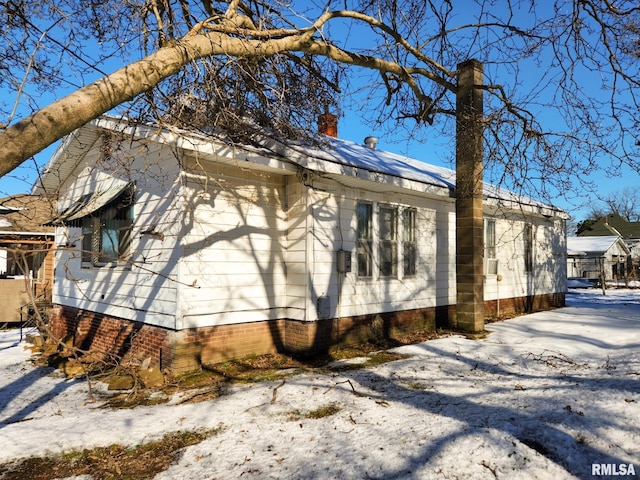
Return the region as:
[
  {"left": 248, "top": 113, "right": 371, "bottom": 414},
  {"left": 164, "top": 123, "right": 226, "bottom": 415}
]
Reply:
[
  {"left": 81, "top": 187, "right": 133, "bottom": 268},
  {"left": 485, "top": 218, "right": 498, "bottom": 275},
  {"left": 379, "top": 205, "right": 398, "bottom": 277},
  {"left": 357, "top": 202, "right": 373, "bottom": 276},
  {"left": 357, "top": 201, "right": 417, "bottom": 279},
  {"left": 524, "top": 223, "right": 533, "bottom": 273},
  {"left": 403, "top": 208, "right": 417, "bottom": 276}
]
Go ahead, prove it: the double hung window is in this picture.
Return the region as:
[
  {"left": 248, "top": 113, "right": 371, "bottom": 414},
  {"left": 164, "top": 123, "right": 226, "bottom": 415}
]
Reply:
[
  {"left": 485, "top": 218, "right": 498, "bottom": 275},
  {"left": 379, "top": 206, "right": 398, "bottom": 278},
  {"left": 357, "top": 203, "right": 373, "bottom": 277},
  {"left": 356, "top": 202, "right": 416, "bottom": 279},
  {"left": 403, "top": 208, "right": 417, "bottom": 277},
  {"left": 524, "top": 223, "right": 533, "bottom": 273}
]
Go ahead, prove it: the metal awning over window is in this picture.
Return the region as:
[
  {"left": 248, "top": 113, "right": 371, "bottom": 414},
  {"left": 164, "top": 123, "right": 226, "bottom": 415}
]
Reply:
[{"left": 47, "top": 182, "right": 133, "bottom": 225}]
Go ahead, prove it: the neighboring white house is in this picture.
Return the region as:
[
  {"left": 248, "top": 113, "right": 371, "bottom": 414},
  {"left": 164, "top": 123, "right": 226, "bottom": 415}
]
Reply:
[
  {"left": 575, "top": 213, "right": 640, "bottom": 279},
  {"left": 34, "top": 116, "right": 567, "bottom": 373},
  {"left": 567, "top": 235, "right": 630, "bottom": 282}
]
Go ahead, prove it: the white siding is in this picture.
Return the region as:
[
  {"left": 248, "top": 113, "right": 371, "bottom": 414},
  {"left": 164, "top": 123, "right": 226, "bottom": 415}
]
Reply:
[
  {"left": 298, "top": 178, "right": 565, "bottom": 322},
  {"left": 177, "top": 159, "right": 288, "bottom": 328},
  {"left": 301, "top": 178, "right": 458, "bottom": 321},
  {"left": 53, "top": 137, "right": 182, "bottom": 328},
  {"left": 51, "top": 125, "right": 567, "bottom": 331},
  {"left": 285, "top": 179, "right": 309, "bottom": 320},
  {"left": 483, "top": 214, "right": 566, "bottom": 300}
]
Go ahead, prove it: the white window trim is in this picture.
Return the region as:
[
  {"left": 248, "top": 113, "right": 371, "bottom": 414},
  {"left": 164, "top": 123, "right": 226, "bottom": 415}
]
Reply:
[
  {"left": 356, "top": 201, "right": 417, "bottom": 281},
  {"left": 484, "top": 218, "right": 498, "bottom": 275}
]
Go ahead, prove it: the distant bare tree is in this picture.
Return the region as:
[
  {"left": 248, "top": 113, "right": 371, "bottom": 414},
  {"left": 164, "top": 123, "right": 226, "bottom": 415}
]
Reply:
[
  {"left": 602, "top": 187, "right": 640, "bottom": 222},
  {"left": 578, "top": 186, "right": 640, "bottom": 226}
]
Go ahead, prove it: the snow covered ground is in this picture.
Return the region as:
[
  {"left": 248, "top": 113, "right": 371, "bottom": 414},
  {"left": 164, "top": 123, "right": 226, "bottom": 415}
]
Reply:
[{"left": 1, "top": 289, "right": 639, "bottom": 479}]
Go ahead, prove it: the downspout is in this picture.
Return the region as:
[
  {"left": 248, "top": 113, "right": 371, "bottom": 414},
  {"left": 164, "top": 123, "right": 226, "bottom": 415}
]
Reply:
[{"left": 496, "top": 274, "right": 502, "bottom": 318}]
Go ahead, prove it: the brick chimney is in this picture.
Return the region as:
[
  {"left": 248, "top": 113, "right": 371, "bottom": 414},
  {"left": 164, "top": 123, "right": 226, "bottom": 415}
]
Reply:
[{"left": 318, "top": 108, "right": 338, "bottom": 137}]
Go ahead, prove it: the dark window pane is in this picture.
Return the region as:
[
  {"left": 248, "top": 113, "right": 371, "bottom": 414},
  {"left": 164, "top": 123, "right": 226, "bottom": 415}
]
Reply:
[
  {"left": 524, "top": 224, "right": 533, "bottom": 272},
  {"left": 357, "top": 202, "right": 373, "bottom": 276},
  {"left": 403, "top": 209, "right": 416, "bottom": 276},
  {"left": 404, "top": 243, "right": 416, "bottom": 276},
  {"left": 379, "top": 206, "right": 398, "bottom": 277}
]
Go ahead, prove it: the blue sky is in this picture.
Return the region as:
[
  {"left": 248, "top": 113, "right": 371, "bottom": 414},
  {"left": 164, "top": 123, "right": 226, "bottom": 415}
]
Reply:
[
  {"left": 2, "top": 103, "right": 636, "bottom": 223},
  {"left": 1, "top": 2, "right": 637, "bottom": 224}
]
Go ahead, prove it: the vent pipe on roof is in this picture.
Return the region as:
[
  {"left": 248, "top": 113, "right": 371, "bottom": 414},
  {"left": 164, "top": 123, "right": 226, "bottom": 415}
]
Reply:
[{"left": 364, "top": 136, "right": 378, "bottom": 149}]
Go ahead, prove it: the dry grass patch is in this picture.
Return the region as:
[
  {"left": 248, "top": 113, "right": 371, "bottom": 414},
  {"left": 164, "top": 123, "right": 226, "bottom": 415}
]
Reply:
[
  {"left": 0, "top": 428, "right": 221, "bottom": 480},
  {"left": 52, "top": 328, "right": 447, "bottom": 410},
  {"left": 287, "top": 403, "right": 342, "bottom": 421}
]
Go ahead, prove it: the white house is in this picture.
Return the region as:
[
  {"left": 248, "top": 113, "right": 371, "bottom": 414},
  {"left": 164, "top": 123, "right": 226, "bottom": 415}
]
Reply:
[
  {"left": 35, "top": 115, "right": 567, "bottom": 373},
  {"left": 567, "top": 235, "right": 630, "bottom": 282}
]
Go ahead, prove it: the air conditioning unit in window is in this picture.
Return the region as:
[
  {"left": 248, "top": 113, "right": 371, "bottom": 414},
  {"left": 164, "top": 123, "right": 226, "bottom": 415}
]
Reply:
[{"left": 485, "top": 258, "right": 499, "bottom": 275}]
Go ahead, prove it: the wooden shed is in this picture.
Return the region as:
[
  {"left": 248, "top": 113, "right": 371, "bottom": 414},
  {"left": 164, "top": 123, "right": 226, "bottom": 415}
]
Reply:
[{"left": 0, "top": 195, "right": 55, "bottom": 325}]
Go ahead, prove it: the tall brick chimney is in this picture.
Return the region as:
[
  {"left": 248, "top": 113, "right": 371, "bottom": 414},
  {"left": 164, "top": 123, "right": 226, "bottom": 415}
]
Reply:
[{"left": 318, "top": 108, "right": 338, "bottom": 137}]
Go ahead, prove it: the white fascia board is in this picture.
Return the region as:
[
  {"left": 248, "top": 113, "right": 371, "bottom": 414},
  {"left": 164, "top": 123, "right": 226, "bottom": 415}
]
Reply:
[
  {"left": 95, "top": 116, "right": 298, "bottom": 175},
  {"left": 174, "top": 136, "right": 298, "bottom": 175},
  {"left": 319, "top": 165, "right": 453, "bottom": 198},
  {"left": 32, "top": 127, "right": 100, "bottom": 194},
  {"left": 484, "top": 195, "right": 568, "bottom": 220}
]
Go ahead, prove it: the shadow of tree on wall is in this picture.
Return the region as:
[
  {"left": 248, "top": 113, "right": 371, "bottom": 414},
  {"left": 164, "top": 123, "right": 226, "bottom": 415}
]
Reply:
[
  {"left": 176, "top": 158, "right": 443, "bottom": 363},
  {"left": 50, "top": 129, "right": 566, "bottom": 373}
]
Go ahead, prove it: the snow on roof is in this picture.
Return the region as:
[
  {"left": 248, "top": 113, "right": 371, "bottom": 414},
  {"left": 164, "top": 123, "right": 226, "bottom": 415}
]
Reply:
[
  {"left": 567, "top": 235, "right": 622, "bottom": 255},
  {"left": 296, "top": 136, "right": 456, "bottom": 189},
  {"left": 36, "top": 116, "right": 565, "bottom": 217},
  {"left": 262, "top": 135, "right": 563, "bottom": 215}
]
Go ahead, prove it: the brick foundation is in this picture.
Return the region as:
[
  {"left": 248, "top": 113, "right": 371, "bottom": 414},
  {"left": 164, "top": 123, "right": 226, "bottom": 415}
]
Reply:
[
  {"left": 48, "top": 292, "right": 565, "bottom": 375},
  {"left": 483, "top": 292, "right": 566, "bottom": 320},
  {"left": 49, "top": 305, "right": 174, "bottom": 368}
]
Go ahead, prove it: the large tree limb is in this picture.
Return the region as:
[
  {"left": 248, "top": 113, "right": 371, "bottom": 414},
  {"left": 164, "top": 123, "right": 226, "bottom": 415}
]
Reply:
[
  {"left": 0, "top": 30, "right": 312, "bottom": 177},
  {"left": 0, "top": 17, "right": 452, "bottom": 178}
]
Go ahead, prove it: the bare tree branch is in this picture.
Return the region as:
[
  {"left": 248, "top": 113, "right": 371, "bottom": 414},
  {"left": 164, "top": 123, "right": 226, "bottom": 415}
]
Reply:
[{"left": 0, "top": 0, "right": 638, "bottom": 203}]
